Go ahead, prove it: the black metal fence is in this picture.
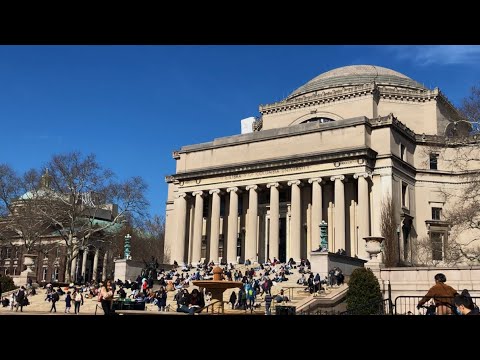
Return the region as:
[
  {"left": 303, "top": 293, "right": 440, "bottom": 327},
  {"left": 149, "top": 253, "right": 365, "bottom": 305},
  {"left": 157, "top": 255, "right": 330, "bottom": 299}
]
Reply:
[
  {"left": 298, "top": 295, "right": 480, "bottom": 315},
  {"left": 393, "top": 295, "right": 480, "bottom": 315}
]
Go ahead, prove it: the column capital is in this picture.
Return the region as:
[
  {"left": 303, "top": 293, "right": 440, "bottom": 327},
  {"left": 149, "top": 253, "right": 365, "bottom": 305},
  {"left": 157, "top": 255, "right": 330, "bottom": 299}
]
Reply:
[
  {"left": 266, "top": 182, "right": 280, "bottom": 189},
  {"left": 176, "top": 192, "right": 187, "bottom": 199},
  {"left": 353, "top": 172, "right": 372, "bottom": 180},
  {"left": 308, "top": 178, "right": 324, "bottom": 184},
  {"left": 287, "top": 180, "right": 302, "bottom": 186},
  {"left": 226, "top": 187, "right": 239, "bottom": 193},
  {"left": 192, "top": 190, "right": 204, "bottom": 197},
  {"left": 246, "top": 184, "right": 258, "bottom": 191},
  {"left": 330, "top": 175, "right": 345, "bottom": 182},
  {"left": 209, "top": 188, "right": 221, "bottom": 195}
]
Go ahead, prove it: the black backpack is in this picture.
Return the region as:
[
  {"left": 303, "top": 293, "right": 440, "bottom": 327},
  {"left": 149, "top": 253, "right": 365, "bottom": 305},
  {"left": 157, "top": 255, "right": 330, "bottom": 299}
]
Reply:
[
  {"left": 52, "top": 292, "right": 60, "bottom": 301},
  {"left": 16, "top": 290, "right": 25, "bottom": 302}
]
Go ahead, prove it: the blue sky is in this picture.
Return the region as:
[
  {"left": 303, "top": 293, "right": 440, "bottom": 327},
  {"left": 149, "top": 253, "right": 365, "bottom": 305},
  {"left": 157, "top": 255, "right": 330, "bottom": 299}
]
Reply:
[{"left": 1, "top": 45, "right": 480, "bottom": 217}]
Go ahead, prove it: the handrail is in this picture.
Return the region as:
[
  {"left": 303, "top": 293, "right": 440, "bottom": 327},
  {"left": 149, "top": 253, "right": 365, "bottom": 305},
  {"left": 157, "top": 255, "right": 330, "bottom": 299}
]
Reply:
[{"left": 198, "top": 300, "right": 229, "bottom": 314}]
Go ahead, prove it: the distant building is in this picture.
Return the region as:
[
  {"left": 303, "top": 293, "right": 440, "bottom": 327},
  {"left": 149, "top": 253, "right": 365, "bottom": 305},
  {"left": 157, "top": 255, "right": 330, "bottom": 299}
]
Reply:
[
  {"left": 0, "top": 170, "right": 120, "bottom": 283},
  {"left": 164, "top": 65, "right": 477, "bottom": 267}
]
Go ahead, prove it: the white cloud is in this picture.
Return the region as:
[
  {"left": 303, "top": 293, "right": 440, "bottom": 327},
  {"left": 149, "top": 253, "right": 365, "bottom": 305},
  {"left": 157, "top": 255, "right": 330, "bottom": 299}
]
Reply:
[{"left": 389, "top": 45, "right": 480, "bottom": 66}]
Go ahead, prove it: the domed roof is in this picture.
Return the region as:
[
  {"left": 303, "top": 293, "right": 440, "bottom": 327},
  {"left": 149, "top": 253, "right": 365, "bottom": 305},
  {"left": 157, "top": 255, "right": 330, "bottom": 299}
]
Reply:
[{"left": 288, "top": 65, "right": 427, "bottom": 99}]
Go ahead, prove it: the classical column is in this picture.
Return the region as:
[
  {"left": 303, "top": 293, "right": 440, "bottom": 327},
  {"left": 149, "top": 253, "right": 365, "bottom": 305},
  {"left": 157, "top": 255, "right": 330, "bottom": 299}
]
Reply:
[
  {"left": 331, "top": 175, "right": 346, "bottom": 252},
  {"left": 308, "top": 178, "right": 323, "bottom": 250},
  {"left": 354, "top": 172, "right": 371, "bottom": 259},
  {"left": 267, "top": 182, "right": 280, "bottom": 261},
  {"left": 81, "top": 248, "right": 88, "bottom": 282},
  {"left": 191, "top": 191, "right": 204, "bottom": 265},
  {"left": 288, "top": 180, "right": 302, "bottom": 262},
  {"left": 172, "top": 192, "right": 187, "bottom": 266},
  {"left": 245, "top": 185, "right": 258, "bottom": 263},
  {"left": 71, "top": 255, "right": 77, "bottom": 282},
  {"left": 102, "top": 250, "right": 108, "bottom": 282},
  {"left": 226, "top": 187, "right": 239, "bottom": 264},
  {"left": 209, "top": 189, "right": 221, "bottom": 264},
  {"left": 92, "top": 248, "right": 99, "bottom": 282}
]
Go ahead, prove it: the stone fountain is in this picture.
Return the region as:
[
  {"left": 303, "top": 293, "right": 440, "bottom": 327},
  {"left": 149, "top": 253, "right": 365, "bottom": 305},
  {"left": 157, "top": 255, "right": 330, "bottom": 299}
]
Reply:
[{"left": 192, "top": 266, "right": 243, "bottom": 314}]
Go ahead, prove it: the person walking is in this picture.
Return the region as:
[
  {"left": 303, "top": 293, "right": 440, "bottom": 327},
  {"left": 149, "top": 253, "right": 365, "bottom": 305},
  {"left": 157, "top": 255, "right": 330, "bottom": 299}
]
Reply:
[
  {"left": 73, "top": 288, "right": 84, "bottom": 314},
  {"left": 64, "top": 291, "right": 72, "bottom": 313},
  {"left": 14, "top": 286, "right": 26, "bottom": 312},
  {"left": 50, "top": 290, "right": 59, "bottom": 313},
  {"left": 229, "top": 290, "right": 237, "bottom": 310}
]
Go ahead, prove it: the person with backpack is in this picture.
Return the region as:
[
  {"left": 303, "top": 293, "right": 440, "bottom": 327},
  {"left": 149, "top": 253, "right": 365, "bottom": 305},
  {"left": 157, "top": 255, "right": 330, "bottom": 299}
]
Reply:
[
  {"left": 50, "top": 290, "right": 60, "bottom": 313},
  {"left": 15, "top": 286, "right": 26, "bottom": 312}
]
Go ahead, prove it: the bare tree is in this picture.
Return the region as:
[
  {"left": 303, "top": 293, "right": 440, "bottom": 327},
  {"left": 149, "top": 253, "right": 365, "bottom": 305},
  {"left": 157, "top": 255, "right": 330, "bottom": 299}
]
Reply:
[
  {"left": 420, "top": 84, "right": 480, "bottom": 264},
  {"left": 134, "top": 214, "right": 165, "bottom": 264},
  {"left": 0, "top": 166, "right": 52, "bottom": 254},
  {"left": 380, "top": 195, "right": 398, "bottom": 267},
  {"left": 37, "top": 152, "right": 149, "bottom": 282},
  {"left": 110, "top": 214, "right": 166, "bottom": 265}
]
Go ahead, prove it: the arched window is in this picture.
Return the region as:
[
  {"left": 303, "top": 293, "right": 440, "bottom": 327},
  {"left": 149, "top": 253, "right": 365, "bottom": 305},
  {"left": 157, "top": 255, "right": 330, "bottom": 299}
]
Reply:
[{"left": 300, "top": 117, "right": 335, "bottom": 125}]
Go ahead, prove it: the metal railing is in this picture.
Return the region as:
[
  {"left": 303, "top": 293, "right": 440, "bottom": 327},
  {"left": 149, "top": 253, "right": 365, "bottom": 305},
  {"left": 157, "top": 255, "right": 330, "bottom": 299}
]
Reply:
[
  {"left": 394, "top": 295, "right": 480, "bottom": 315},
  {"left": 198, "top": 300, "right": 229, "bottom": 314}
]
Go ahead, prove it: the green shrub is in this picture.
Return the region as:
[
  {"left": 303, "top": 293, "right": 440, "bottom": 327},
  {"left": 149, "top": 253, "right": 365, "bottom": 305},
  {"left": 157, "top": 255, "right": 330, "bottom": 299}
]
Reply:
[
  {"left": 0, "top": 274, "right": 17, "bottom": 293},
  {"left": 346, "top": 267, "right": 383, "bottom": 315}
]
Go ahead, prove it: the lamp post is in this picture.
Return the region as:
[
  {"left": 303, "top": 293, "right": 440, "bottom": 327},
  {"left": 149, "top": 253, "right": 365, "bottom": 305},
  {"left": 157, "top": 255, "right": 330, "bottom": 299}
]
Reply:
[{"left": 124, "top": 233, "right": 132, "bottom": 260}]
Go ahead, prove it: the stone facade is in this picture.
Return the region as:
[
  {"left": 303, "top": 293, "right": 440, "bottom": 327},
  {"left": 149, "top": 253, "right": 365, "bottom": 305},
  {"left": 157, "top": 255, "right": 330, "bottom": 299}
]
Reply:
[
  {"left": 164, "top": 65, "right": 476, "bottom": 268},
  {"left": 0, "top": 242, "right": 112, "bottom": 284}
]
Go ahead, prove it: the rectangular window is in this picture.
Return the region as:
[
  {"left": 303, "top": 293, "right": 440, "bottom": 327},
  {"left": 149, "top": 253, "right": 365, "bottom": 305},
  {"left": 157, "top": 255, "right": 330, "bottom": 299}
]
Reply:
[
  {"left": 54, "top": 267, "right": 59, "bottom": 282},
  {"left": 56, "top": 247, "right": 61, "bottom": 258},
  {"left": 432, "top": 207, "right": 442, "bottom": 220},
  {"left": 402, "top": 183, "right": 408, "bottom": 208},
  {"left": 400, "top": 144, "right": 406, "bottom": 161},
  {"left": 6, "top": 248, "right": 11, "bottom": 259},
  {"left": 13, "top": 267, "right": 17, "bottom": 276},
  {"left": 429, "top": 153, "right": 438, "bottom": 170},
  {"left": 431, "top": 232, "right": 444, "bottom": 261},
  {"left": 42, "top": 267, "right": 48, "bottom": 281}
]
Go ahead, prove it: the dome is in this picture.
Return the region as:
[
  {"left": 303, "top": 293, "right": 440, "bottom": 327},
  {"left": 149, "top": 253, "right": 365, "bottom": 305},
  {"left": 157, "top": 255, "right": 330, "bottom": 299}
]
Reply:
[{"left": 288, "top": 65, "right": 426, "bottom": 99}]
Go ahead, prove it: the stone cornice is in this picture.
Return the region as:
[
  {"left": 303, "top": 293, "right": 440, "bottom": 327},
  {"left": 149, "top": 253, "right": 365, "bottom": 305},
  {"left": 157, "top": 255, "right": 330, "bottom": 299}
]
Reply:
[
  {"left": 368, "top": 113, "right": 416, "bottom": 141},
  {"left": 259, "top": 83, "right": 446, "bottom": 116},
  {"left": 166, "top": 147, "right": 377, "bottom": 182},
  {"left": 178, "top": 116, "right": 370, "bottom": 154},
  {"left": 259, "top": 83, "right": 377, "bottom": 115},
  {"left": 377, "top": 85, "right": 434, "bottom": 103},
  {"left": 415, "top": 133, "right": 480, "bottom": 147}
]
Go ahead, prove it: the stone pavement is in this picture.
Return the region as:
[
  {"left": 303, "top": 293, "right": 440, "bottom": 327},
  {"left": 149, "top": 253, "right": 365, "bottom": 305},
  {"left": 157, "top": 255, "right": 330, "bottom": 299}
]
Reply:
[{"left": 0, "top": 264, "right": 348, "bottom": 315}]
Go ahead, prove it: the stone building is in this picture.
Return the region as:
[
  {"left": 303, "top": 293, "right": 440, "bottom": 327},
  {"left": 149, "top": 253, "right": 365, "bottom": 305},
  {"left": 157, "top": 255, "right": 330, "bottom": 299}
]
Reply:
[
  {"left": 0, "top": 171, "right": 118, "bottom": 284},
  {"left": 164, "top": 64, "right": 475, "bottom": 267}
]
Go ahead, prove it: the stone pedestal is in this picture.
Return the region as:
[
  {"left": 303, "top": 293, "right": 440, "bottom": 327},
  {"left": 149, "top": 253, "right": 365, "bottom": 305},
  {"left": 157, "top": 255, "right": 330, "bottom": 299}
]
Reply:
[
  {"left": 114, "top": 259, "right": 144, "bottom": 282},
  {"left": 310, "top": 251, "right": 367, "bottom": 281},
  {"left": 13, "top": 254, "right": 38, "bottom": 287}
]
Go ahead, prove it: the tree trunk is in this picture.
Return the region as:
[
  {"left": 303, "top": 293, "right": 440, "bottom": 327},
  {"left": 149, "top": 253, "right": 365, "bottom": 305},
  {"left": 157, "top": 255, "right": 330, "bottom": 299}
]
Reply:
[{"left": 64, "top": 233, "right": 74, "bottom": 283}]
